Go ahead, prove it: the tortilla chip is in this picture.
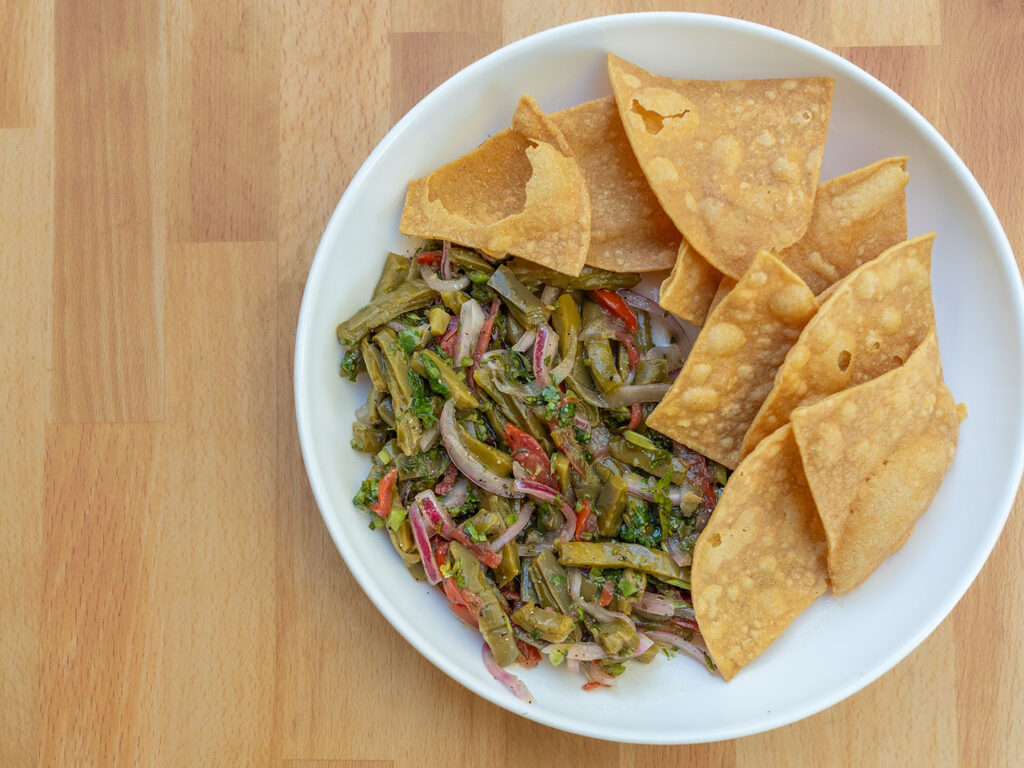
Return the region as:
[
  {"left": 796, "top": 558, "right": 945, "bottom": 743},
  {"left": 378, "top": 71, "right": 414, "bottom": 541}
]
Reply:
[
  {"left": 708, "top": 275, "right": 736, "bottom": 316},
  {"left": 551, "top": 97, "right": 680, "bottom": 272},
  {"left": 658, "top": 240, "right": 723, "bottom": 324},
  {"left": 791, "top": 333, "right": 960, "bottom": 594},
  {"left": 692, "top": 423, "right": 829, "bottom": 681},
  {"left": 399, "top": 94, "right": 591, "bottom": 275},
  {"left": 607, "top": 53, "right": 833, "bottom": 279},
  {"left": 741, "top": 233, "right": 936, "bottom": 458},
  {"left": 779, "top": 157, "right": 909, "bottom": 294},
  {"left": 646, "top": 251, "right": 817, "bottom": 468}
]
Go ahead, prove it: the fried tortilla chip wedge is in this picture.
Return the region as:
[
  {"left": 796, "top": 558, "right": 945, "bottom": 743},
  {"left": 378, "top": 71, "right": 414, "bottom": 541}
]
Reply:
[
  {"left": 551, "top": 97, "right": 680, "bottom": 272},
  {"left": 656, "top": 157, "right": 909, "bottom": 325},
  {"left": 658, "top": 240, "right": 723, "bottom": 324},
  {"left": 608, "top": 53, "right": 832, "bottom": 279},
  {"left": 741, "top": 233, "right": 936, "bottom": 458},
  {"left": 693, "top": 424, "right": 829, "bottom": 681},
  {"left": 399, "top": 94, "right": 591, "bottom": 275},
  {"left": 779, "top": 156, "right": 909, "bottom": 294},
  {"left": 791, "top": 333, "right": 960, "bottom": 594},
  {"left": 646, "top": 251, "right": 817, "bottom": 469}
]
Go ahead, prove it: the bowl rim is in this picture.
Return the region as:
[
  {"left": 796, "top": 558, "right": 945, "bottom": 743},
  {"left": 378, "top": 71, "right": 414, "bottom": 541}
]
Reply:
[{"left": 294, "top": 11, "right": 1024, "bottom": 744}]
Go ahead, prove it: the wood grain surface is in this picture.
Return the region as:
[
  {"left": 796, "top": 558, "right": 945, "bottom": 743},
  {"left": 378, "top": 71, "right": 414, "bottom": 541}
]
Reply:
[{"left": 2, "top": 1, "right": 1022, "bottom": 766}]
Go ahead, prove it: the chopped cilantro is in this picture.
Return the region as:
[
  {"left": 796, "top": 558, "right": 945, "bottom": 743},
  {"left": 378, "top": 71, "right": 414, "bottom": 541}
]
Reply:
[
  {"left": 467, "top": 270, "right": 490, "bottom": 285},
  {"left": 462, "top": 522, "right": 487, "bottom": 542},
  {"left": 397, "top": 329, "right": 420, "bottom": 354},
  {"left": 504, "top": 350, "right": 535, "bottom": 383},
  {"left": 339, "top": 348, "right": 360, "bottom": 382},
  {"left": 407, "top": 370, "right": 437, "bottom": 427},
  {"left": 421, "top": 354, "right": 450, "bottom": 397}
]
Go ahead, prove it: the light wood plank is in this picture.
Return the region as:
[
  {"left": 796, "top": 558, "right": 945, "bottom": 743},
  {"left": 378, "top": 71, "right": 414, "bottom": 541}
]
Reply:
[
  {"left": 277, "top": 0, "right": 390, "bottom": 283},
  {"left": 0, "top": 129, "right": 53, "bottom": 768},
  {"left": 389, "top": 30, "right": 504, "bottom": 125},
  {"left": 167, "top": 0, "right": 280, "bottom": 242},
  {"left": 831, "top": 0, "right": 941, "bottom": 47},
  {"left": 51, "top": 0, "right": 165, "bottom": 422},
  {"left": 623, "top": 741, "right": 737, "bottom": 768},
  {"left": 836, "top": 46, "right": 941, "bottom": 125},
  {"left": 38, "top": 423, "right": 163, "bottom": 766},
  {"left": 501, "top": 1, "right": 830, "bottom": 49},
  {"left": 0, "top": 0, "right": 51, "bottom": 127},
  {"left": 151, "top": 244, "right": 278, "bottom": 764}
]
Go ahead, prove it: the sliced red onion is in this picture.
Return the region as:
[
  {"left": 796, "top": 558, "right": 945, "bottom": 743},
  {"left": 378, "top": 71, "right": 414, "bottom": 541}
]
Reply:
[
  {"left": 386, "top": 319, "right": 407, "bottom": 333},
  {"left": 571, "top": 413, "right": 589, "bottom": 430},
  {"left": 511, "top": 330, "right": 537, "bottom": 353},
  {"left": 633, "top": 632, "right": 654, "bottom": 658},
  {"left": 566, "top": 657, "right": 580, "bottom": 675},
  {"left": 355, "top": 398, "right": 376, "bottom": 424},
  {"left": 489, "top": 503, "right": 534, "bottom": 552},
  {"left": 440, "top": 239, "right": 452, "bottom": 280},
  {"left": 638, "top": 591, "right": 675, "bottom": 617},
  {"left": 513, "top": 478, "right": 560, "bottom": 504},
  {"left": 604, "top": 383, "right": 671, "bottom": 408},
  {"left": 482, "top": 643, "right": 534, "bottom": 704},
  {"left": 665, "top": 538, "right": 693, "bottom": 567},
  {"left": 558, "top": 500, "right": 577, "bottom": 542},
  {"left": 565, "top": 377, "right": 610, "bottom": 408},
  {"left": 582, "top": 660, "right": 617, "bottom": 687},
  {"left": 419, "top": 263, "right": 469, "bottom": 292},
  {"left": 548, "top": 329, "right": 578, "bottom": 386},
  {"left": 623, "top": 471, "right": 688, "bottom": 506},
  {"left": 567, "top": 567, "right": 582, "bottom": 602},
  {"left": 415, "top": 489, "right": 456, "bottom": 538},
  {"left": 455, "top": 299, "right": 485, "bottom": 365},
  {"left": 441, "top": 477, "right": 469, "bottom": 509},
  {"left": 441, "top": 400, "right": 520, "bottom": 498},
  {"left": 646, "top": 629, "right": 713, "bottom": 670},
  {"left": 621, "top": 290, "right": 693, "bottom": 350},
  {"left": 407, "top": 502, "right": 442, "bottom": 585},
  {"left": 540, "top": 284, "right": 560, "bottom": 305},
  {"left": 532, "top": 325, "right": 558, "bottom": 388}
]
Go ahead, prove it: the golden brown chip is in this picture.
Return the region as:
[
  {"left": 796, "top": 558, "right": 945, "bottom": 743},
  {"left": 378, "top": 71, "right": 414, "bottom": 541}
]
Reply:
[
  {"left": 399, "top": 94, "right": 591, "bottom": 275},
  {"left": 741, "top": 233, "right": 936, "bottom": 457},
  {"left": 646, "top": 251, "right": 817, "bottom": 468},
  {"left": 551, "top": 97, "right": 680, "bottom": 272},
  {"left": 658, "top": 240, "right": 723, "bottom": 324},
  {"left": 708, "top": 275, "right": 736, "bottom": 316},
  {"left": 791, "top": 333, "right": 960, "bottom": 594},
  {"left": 607, "top": 53, "right": 833, "bottom": 279},
  {"left": 693, "top": 424, "right": 829, "bottom": 681},
  {"left": 779, "top": 157, "right": 909, "bottom": 294}
]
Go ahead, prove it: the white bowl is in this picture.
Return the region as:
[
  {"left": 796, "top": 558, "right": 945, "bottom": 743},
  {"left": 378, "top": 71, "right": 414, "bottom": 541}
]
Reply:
[{"left": 295, "top": 12, "right": 1023, "bottom": 743}]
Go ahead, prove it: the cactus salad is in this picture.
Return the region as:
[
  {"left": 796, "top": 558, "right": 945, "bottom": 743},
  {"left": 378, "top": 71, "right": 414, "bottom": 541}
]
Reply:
[{"left": 336, "top": 240, "right": 725, "bottom": 701}]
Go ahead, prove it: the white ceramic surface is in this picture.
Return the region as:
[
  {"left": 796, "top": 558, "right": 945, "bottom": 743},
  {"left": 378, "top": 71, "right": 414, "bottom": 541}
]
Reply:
[{"left": 294, "top": 13, "right": 1023, "bottom": 743}]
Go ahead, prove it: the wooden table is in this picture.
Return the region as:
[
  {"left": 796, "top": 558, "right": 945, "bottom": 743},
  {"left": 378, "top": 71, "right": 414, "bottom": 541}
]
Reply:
[{"left": 3, "top": 1, "right": 1021, "bottom": 765}]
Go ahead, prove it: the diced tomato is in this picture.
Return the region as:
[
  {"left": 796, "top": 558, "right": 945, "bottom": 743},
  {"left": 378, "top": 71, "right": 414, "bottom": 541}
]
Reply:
[
  {"left": 600, "top": 579, "right": 614, "bottom": 607},
  {"left": 369, "top": 467, "right": 399, "bottom": 519},
  {"left": 516, "top": 639, "right": 542, "bottom": 669},
  {"left": 448, "top": 603, "right": 478, "bottom": 627},
  {"left": 434, "top": 540, "right": 450, "bottom": 570},
  {"left": 574, "top": 499, "right": 596, "bottom": 540},
  {"left": 438, "top": 315, "right": 460, "bottom": 360},
  {"left": 503, "top": 423, "right": 556, "bottom": 489},
  {"left": 434, "top": 462, "right": 459, "bottom": 496},
  {"left": 442, "top": 577, "right": 463, "bottom": 604},
  {"left": 473, "top": 296, "right": 501, "bottom": 366},
  {"left": 451, "top": 528, "right": 503, "bottom": 568},
  {"left": 589, "top": 289, "right": 638, "bottom": 332},
  {"left": 617, "top": 332, "right": 640, "bottom": 371},
  {"left": 549, "top": 426, "right": 587, "bottom": 476},
  {"left": 625, "top": 403, "right": 642, "bottom": 431},
  {"left": 582, "top": 681, "right": 609, "bottom": 691},
  {"left": 416, "top": 250, "right": 441, "bottom": 266},
  {"left": 673, "top": 616, "right": 699, "bottom": 631}
]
